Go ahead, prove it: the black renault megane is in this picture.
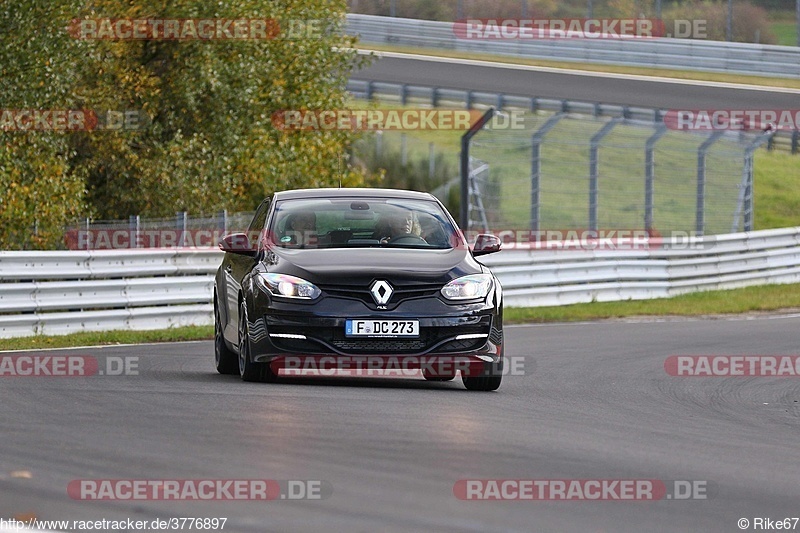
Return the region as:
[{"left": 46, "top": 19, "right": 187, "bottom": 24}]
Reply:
[{"left": 214, "top": 188, "right": 504, "bottom": 391}]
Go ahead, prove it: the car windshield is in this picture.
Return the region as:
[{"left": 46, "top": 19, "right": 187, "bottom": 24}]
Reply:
[{"left": 269, "top": 197, "right": 460, "bottom": 249}]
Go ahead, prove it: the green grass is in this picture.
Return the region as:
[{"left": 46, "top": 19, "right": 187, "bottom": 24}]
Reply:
[
  {"left": 358, "top": 44, "right": 800, "bottom": 90},
  {"left": 754, "top": 150, "right": 800, "bottom": 229},
  {"left": 769, "top": 22, "right": 797, "bottom": 46},
  {"left": 504, "top": 283, "right": 800, "bottom": 323},
  {"left": 0, "top": 325, "right": 213, "bottom": 352}
]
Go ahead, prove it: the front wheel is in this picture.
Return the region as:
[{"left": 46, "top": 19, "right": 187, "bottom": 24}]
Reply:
[
  {"left": 238, "top": 300, "right": 278, "bottom": 383},
  {"left": 214, "top": 297, "right": 239, "bottom": 375},
  {"left": 462, "top": 360, "right": 503, "bottom": 391}
]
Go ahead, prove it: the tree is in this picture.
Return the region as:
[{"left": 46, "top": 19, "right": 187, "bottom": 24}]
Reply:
[{"left": 1, "top": 0, "right": 369, "bottom": 248}]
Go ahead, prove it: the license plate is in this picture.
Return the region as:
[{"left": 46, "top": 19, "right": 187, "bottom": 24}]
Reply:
[{"left": 345, "top": 319, "right": 420, "bottom": 337}]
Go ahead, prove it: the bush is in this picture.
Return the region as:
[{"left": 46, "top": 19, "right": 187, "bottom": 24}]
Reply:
[{"left": 660, "top": 1, "right": 775, "bottom": 43}]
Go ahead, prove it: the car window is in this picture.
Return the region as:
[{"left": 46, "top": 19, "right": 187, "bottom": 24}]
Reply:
[
  {"left": 269, "top": 198, "right": 459, "bottom": 249},
  {"left": 246, "top": 198, "right": 271, "bottom": 247}
]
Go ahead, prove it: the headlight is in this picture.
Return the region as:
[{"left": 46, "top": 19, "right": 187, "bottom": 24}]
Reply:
[
  {"left": 256, "top": 273, "right": 321, "bottom": 299},
  {"left": 441, "top": 274, "right": 493, "bottom": 301}
]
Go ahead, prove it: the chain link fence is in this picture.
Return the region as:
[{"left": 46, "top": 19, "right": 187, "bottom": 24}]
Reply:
[
  {"left": 464, "top": 110, "right": 768, "bottom": 237},
  {"left": 59, "top": 211, "right": 255, "bottom": 250}
]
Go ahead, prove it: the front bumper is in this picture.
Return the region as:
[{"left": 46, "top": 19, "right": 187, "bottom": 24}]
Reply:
[{"left": 246, "top": 293, "right": 502, "bottom": 366}]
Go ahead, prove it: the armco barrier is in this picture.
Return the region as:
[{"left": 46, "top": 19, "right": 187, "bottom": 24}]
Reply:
[
  {"left": 0, "top": 249, "right": 219, "bottom": 338},
  {"left": 1, "top": 226, "right": 799, "bottom": 338},
  {"left": 480, "top": 227, "right": 800, "bottom": 307},
  {"left": 346, "top": 14, "right": 800, "bottom": 79}
]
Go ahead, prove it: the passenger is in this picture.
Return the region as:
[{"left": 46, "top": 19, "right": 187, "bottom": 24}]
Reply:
[
  {"left": 418, "top": 215, "right": 448, "bottom": 247},
  {"left": 282, "top": 211, "right": 317, "bottom": 246}
]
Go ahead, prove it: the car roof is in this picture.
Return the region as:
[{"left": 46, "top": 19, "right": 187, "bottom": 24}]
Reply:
[{"left": 273, "top": 188, "right": 437, "bottom": 202}]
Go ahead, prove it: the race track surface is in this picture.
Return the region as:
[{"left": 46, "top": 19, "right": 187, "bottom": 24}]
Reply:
[
  {"left": 353, "top": 53, "right": 800, "bottom": 110},
  {"left": 2, "top": 315, "right": 800, "bottom": 532}
]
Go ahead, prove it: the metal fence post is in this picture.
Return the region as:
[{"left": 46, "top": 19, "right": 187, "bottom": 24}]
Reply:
[
  {"left": 530, "top": 113, "right": 566, "bottom": 233},
  {"left": 696, "top": 131, "right": 725, "bottom": 236},
  {"left": 589, "top": 118, "right": 622, "bottom": 231},
  {"left": 645, "top": 125, "right": 668, "bottom": 231},
  {"left": 460, "top": 109, "right": 495, "bottom": 230},
  {"left": 176, "top": 211, "right": 188, "bottom": 247},
  {"left": 732, "top": 132, "right": 774, "bottom": 232},
  {"left": 129, "top": 215, "right": 140, "bottom": 248},
  {"left": 428, "top": 142, "right": 435, "bottom": 179}
]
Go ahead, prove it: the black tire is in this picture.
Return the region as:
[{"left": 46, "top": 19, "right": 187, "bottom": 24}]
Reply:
[
  {"left": 462, "top": 360, "right": 503, "bottom": 391},
  {"left": 214, "top": 296, "right": 239, "bottom": 375},
  {"left": 238, "top": 300, "right": 277, "bottom": 383}
]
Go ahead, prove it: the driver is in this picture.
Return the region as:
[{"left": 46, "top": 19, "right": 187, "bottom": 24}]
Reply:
[{"left": 376, "top": 209, "right": 423, "bottom": 244}]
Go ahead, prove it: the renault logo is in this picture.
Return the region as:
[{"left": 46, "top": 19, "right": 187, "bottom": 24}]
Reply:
[{"left": 370, "top": 280, "right": 393, "bottom": 305}]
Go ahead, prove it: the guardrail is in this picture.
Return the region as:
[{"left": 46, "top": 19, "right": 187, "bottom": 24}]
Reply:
[
  {"left": 2, "top": 226, "right": 800, "bottom": 337},
  {"left": 481, "top": 227, "right": 800, "bottom": 307},
  {"left": 346, "top": 14, "right": 800, "bottom": 79},
  {"left": 0, "top": 249, "right": 219, "bottom": 338},
  {"left": 346, "top": 79, "right": 799, "bottom": 154}
]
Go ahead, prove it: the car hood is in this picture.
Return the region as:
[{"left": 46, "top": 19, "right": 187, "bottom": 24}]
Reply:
[{"left": 263, "top": 246, "right": 483, "bottom": 286}]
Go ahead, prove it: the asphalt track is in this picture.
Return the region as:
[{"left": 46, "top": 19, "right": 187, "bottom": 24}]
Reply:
[
  {"left": 352, "top": 52, "right": 800, "bottom": 110},
  {"left": 2, "top": 315, "right": 800, "bottom": 532}
]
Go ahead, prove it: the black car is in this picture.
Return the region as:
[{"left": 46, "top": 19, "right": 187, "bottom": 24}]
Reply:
[{"left": 214, "top": 188, "right": 504, "bottom": 391}]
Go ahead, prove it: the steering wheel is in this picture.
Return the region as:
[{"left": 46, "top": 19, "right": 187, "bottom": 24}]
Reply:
[{"left": 388, "top": 234, "right": 428, "bottom": 245}]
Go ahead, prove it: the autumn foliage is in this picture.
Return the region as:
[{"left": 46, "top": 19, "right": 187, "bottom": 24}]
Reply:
[{"left": 0, "top": 0, "right": 367, "bottom": 249}]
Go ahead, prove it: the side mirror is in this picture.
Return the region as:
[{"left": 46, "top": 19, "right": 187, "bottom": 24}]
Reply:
[
  {"left": 219, "top": 233, "right": 257, "bottom": 256},
  {"left": 472, "top": 234, "right": 502, "bottom": 256}
]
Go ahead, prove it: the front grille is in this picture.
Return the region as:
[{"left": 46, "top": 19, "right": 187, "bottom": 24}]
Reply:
[
  {"left": 331, "top": 339, "right": 428, "bottom": 352},
  {"left": 319, "top": 283, "right": 441, "bottom": 308}
]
